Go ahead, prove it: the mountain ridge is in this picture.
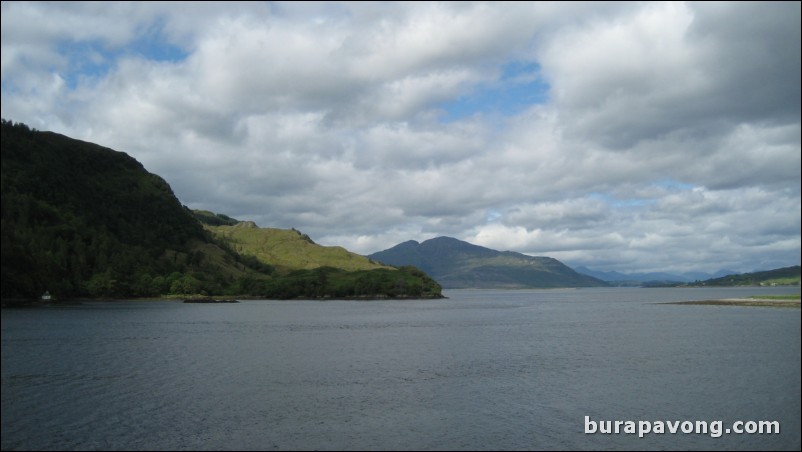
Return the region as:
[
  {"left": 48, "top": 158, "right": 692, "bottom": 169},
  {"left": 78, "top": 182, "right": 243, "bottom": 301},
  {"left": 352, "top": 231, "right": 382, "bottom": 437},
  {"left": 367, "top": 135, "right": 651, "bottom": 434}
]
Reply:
[
  {"left": 574, "top": 266, "right": 740, "bottom": 285},
  {"left": 369, "top": 236, "right": 607, "bottom": 289},
  {"left": 686, "top": 265, "right": 800, "bottom": 287}
]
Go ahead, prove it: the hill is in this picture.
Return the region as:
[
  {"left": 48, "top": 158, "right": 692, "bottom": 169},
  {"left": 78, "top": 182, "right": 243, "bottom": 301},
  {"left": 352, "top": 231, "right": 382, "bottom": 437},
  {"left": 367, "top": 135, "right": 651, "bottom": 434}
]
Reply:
[
  {"left": 687, "top": 265, "right": 800, "bottom": 287},
  {"left": 369, "top": 236, "right": 607, "bottom": 289},
  {"left": 0, "top": 119, "right": 246, "bottom": 299},
  {"left": 197, "top": 218, "right": 441, "bottom": 299},
  {"left": 574, "top": 266, "right": 739, "bottom": 286},
  {"left": 204, "top": 222, "right": 392, "bottom": 273},
  {"left": 0, "top": 120, "right": 442, "bottom": 300}
]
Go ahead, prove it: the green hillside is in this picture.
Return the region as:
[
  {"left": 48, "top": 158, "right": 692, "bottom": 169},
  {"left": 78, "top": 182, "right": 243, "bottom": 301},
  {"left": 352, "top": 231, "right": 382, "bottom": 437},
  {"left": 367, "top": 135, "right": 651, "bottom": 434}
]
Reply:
[
  {"left": 205, "top": 222, "right": 392, "bottom": 273},
  {"left": 689, "top": 266, "right": 800, "bottom": 287},
  {"left": 199, "top": 218, "right": 441, "bottom": 299},
  {"left": 0, "top": 119, "right": 442, "bottom": 300},
  {"left": 369, "top": 236, "right": 608, "bottom": 289}
]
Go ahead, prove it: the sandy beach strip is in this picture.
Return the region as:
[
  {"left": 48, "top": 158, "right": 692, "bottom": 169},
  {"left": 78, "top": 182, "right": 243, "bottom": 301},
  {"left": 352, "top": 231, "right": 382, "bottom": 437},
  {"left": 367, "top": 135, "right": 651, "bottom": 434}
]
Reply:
[{"left": 661, "top": 297, "right": 800, "bottom": 308}]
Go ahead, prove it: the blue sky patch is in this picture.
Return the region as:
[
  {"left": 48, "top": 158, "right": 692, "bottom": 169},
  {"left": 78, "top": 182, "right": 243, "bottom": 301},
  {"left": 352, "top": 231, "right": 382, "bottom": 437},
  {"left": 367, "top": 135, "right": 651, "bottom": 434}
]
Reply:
[
  {"left": 57, "top": 19, "right": 188, "bottom": 90},
  {"left": 485, "top": 209, "right": 503, "bottom": 222},
  {"left": 56, "top": 40, "right": 116, "bottom": 89},
  {"left": 440, "top": 60, "right": 549, "bottom": 122},
  {"left": 129, "top": 29, "right": 188, "bottom": 63},
  {"left": 589, "top": 192, "right": 656, "bottom": 209},
  {"left": 653, "top": 179, "right": 695, "bottom": 191}
]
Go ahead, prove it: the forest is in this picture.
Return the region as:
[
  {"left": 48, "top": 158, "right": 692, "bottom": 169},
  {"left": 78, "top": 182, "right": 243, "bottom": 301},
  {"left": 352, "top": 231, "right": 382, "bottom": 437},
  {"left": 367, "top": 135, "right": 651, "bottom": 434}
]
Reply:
[{"left": 0, "top": 119, "right": 442, "bottom": 300}]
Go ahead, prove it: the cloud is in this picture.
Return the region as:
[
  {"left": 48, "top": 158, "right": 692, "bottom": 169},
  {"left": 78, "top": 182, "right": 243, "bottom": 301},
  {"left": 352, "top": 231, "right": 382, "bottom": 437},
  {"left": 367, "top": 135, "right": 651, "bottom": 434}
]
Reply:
[
  {"left": 1, "top": 1, "right": 799, "bottom": 274},
  {"left": 539, "top": 1, "right": 800, "bottom": 149},
  {"left": 468, "top": 185, "right": 801, "bottom": 274}
]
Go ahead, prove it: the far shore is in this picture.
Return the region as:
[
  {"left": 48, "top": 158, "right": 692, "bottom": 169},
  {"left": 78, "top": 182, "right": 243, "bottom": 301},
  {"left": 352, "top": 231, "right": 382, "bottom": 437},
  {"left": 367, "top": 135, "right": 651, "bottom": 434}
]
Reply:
[
  {"left": 661, "top": 297, "right": 800, "bottom": 308},
  {"left": 1, "top": 293, "right": 447, "bottom": 307}
]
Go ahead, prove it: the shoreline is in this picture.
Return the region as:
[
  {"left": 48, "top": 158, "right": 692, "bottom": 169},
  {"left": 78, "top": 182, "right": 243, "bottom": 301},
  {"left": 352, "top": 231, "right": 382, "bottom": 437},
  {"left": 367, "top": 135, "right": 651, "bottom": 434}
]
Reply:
[
  {"left": 1, "top": 293, "right": 447, "bottom": 307},
  {"left": 661, "top": 297, "right": 800, "bottom": 308}
]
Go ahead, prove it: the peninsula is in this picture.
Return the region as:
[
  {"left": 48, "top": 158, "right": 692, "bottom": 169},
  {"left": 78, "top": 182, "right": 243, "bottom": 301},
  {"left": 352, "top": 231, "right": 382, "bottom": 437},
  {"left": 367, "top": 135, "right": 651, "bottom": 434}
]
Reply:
[{"left": 663, "top": 295, "right": 800, "bottom": 308}]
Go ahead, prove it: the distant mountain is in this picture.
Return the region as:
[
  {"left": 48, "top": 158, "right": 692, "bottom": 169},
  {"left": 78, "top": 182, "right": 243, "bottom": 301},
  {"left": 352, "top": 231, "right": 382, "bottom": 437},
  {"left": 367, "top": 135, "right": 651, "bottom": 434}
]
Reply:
[
  {"left": 574, "top": 266, "right": 740, "bottom": 285},
  {"left": 682, "top": 269, "right": 739, "bottom": 281},
  {"left": 0, "top": 119, "right": 442, "bottom": 300},
  {"left": 688, "top": 265, "right": 800, "bottom": 287},
  {"left": 369, "top": 236, "right": 607, "bottom": 289}
]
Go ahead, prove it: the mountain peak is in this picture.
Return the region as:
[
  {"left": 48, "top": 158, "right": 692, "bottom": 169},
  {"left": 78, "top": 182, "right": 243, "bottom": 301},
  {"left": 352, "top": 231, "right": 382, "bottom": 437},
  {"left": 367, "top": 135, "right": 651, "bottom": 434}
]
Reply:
[
  {"left": 370, "top": 237, "right": 607, "bottom": 289},
  {"left": 422, "top": 236, "right": 460, "bottom": 244},
  {"left": 419, "top": 236, "right": 496, "bottom": 257}
]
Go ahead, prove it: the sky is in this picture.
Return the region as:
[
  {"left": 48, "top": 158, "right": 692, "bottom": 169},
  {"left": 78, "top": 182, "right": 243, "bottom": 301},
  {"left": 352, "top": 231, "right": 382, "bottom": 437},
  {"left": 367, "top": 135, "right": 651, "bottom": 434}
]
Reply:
[{"left": 2, "top": 1, "right": 800, "bottom": 275}]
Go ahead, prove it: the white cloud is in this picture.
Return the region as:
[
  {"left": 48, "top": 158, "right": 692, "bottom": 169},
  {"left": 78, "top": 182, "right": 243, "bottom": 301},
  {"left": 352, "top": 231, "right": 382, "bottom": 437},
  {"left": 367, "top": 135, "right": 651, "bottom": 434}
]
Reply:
[{"left": 1, "top": 1, "right": 799, "bottom": 274}]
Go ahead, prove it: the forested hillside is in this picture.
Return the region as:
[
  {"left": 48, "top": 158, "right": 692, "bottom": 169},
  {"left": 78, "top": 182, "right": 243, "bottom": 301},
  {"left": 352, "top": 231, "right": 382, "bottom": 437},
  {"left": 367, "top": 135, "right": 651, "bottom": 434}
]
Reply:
[
  {"left": 1, "top": 119, "right": 262, "bottom": 298},
  {"left": 1, "top": 120, "right": 442, "bottom": 300}
]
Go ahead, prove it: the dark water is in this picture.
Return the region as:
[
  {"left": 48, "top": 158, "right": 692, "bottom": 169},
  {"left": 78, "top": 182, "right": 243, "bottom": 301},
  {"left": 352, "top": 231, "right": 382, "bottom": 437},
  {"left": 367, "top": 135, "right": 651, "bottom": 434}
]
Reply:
[{"left": 2, "top": 287, "right": 800, "bottom": 451}]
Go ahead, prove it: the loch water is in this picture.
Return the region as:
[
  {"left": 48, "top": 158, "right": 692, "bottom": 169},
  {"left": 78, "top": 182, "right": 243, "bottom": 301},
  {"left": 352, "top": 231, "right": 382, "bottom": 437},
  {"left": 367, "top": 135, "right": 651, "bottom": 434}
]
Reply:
[{"left": 2, "top": 287, "right": 800, "bottom": 450}]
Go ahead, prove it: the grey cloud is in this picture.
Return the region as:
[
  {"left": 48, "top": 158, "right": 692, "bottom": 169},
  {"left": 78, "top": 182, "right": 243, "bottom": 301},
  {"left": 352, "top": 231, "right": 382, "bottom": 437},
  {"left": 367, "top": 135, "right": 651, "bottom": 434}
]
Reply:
[
  {"left": 540, "top": 2, "right": 801, "bottom": 151},
  {"left": 688, "top": 2, "right": 801, "bottom": 120},
  {"left": 1, "top": 2, "right": 798, "bottom": 274}
]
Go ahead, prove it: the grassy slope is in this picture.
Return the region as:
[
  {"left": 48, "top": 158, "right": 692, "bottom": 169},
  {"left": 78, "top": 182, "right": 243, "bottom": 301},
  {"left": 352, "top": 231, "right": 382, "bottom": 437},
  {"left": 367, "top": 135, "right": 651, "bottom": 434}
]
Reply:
[
  {"left": 184, "top": 239, "right": 264, "bottom": 280},
  {"left": 206, "top": 223, "right": 393, "bottom": 273}
]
